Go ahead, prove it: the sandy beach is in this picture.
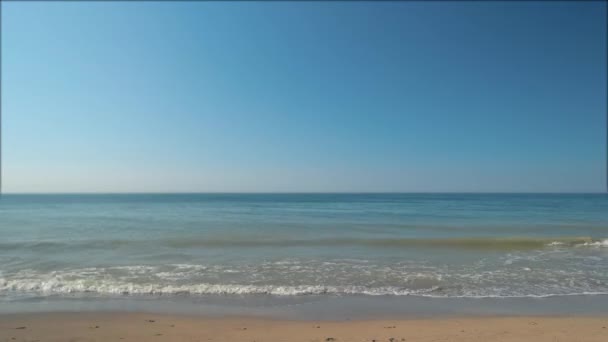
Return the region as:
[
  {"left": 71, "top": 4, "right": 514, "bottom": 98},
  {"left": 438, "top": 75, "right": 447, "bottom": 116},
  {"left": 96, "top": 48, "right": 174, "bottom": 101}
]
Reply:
[{"left": 1, "top": 313, "right": 607, "bottom": 342}]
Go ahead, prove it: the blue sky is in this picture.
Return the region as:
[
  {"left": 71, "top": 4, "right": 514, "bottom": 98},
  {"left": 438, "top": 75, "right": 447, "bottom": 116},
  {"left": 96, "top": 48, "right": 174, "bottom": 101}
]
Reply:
[{"left": 2, "top": 1, "right": 606, "bottom": 193}]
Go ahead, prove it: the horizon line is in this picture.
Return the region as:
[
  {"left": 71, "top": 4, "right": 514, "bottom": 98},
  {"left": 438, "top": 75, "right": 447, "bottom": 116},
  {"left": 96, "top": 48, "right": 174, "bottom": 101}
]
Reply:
[{"left": 1, "top": 191, "right": 606, "bottom": 195}]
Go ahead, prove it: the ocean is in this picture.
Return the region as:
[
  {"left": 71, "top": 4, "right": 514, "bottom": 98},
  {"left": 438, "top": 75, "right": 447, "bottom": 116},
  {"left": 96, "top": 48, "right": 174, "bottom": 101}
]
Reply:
[{"left": 1, "top": 193, "right": 607, "bottom": 318}]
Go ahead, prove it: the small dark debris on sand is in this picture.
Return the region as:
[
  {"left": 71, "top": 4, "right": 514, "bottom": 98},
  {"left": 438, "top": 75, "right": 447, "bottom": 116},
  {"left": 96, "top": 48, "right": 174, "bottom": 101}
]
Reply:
[
  {"left": 384, "top": 326, "right": 396, "bottom": 329},
  {"left": 325, "top": 338, "right": 336, "bottom": 341},
  {"left": 155, "top": 333, "right": 163, "bottom": 336},
  {"left": 15, "top": 327, "right": 26, "bottom": 330},
  {"left": 147, "top": 319, "right": 156, "bottom": 323}
]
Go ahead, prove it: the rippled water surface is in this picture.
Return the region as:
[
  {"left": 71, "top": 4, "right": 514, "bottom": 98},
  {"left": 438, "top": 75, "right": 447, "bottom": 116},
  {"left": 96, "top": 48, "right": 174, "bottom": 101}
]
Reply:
[{"left": 1, "top": 194, "right": 607, "bottom": 306}]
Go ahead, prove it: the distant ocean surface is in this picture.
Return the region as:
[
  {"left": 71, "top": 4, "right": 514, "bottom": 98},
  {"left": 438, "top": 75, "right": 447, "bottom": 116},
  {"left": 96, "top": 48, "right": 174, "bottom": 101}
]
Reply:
[{"left": 1, "top": 193, "right": 608, "bottom": 314}]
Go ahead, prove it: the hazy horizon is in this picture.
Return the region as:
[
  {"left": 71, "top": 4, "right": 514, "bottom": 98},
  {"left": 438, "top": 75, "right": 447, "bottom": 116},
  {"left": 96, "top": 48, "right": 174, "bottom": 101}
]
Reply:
[
  {"left": 3, "top": 1, "right": 606, "bottom": 193},
  {"left": 2, "top": 191, "right": 607, "bottom": 195}
]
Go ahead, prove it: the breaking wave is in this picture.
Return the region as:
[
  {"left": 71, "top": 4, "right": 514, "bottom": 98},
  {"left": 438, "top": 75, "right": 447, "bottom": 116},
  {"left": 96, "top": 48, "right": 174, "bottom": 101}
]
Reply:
[
  {"left": 2, "top": 258, "right": 607, "bottom": 299},
  {"left": 2, "top": 276, "right": 608, "bottom": 299}
]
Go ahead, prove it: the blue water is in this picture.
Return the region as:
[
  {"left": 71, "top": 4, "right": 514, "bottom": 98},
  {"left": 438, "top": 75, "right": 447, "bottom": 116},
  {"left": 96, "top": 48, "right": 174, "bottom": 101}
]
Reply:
[{"left": 1, "top": 193, "right": 607, "bottom": 314}]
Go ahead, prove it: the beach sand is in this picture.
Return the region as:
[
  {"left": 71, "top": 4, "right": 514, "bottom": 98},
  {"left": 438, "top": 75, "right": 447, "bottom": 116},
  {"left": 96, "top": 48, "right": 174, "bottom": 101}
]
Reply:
[{"left": 1, "top": 313, "right": 606, "bottom": 342}]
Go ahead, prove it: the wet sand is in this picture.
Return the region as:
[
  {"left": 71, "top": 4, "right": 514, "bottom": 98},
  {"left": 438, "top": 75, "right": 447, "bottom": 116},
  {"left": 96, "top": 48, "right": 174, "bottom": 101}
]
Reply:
[{"left": 1, "top": 312, "right": 607, "bottom": 342}]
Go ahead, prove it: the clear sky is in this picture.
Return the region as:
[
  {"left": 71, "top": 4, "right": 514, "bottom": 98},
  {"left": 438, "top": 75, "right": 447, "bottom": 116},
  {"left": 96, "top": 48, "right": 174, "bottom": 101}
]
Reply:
[{"left": 2, "top": 1, "right": 606, "bottom": 193}]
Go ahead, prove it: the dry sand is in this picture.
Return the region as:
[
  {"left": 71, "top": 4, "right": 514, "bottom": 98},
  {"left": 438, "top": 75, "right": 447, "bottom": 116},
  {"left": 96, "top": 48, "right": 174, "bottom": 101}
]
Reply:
[{"left": 1, "top": 312, "right": 607, "bottom": 342}]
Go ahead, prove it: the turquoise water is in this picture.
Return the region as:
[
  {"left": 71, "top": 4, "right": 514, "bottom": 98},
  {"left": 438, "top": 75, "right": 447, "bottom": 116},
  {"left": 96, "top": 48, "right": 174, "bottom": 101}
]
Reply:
[{"left": 1, "top": 193, "right": 607, "bottom": 311}]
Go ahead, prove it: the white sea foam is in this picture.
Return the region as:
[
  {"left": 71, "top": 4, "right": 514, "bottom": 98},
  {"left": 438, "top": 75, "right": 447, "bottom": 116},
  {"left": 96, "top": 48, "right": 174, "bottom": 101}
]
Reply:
[
  {"left": 0, "top": 265, "right": 607, "bottom": 299},
  {"left": 2, "top": 252, "right": 608, "bottom": 300},
  {"left": 544, "top": 238, "right": 608, "bottom": 248},
  {"left": 420, "top": 291, "right": 608, "bottom": 299},
  {"left": 579, "top": 239, "right": 608, "bottom": 247},
  {"left": 0, "top": 277, "right": 433, "bottom": 296},
  {"left": 2, "top": 276, "right": 608, "bottom": 299}
]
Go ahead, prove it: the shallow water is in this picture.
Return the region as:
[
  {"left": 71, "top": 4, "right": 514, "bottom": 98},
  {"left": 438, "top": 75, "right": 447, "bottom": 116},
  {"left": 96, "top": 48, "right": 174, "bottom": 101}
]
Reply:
[{"left": 1, "top": 193, "right": 607, "bottom": 314}]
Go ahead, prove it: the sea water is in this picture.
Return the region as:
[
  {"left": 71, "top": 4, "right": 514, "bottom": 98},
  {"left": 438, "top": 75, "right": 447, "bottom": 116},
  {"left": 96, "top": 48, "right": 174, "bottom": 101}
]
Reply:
[{"left": 1, "top": 193, "right": 607, "bottom": 317}]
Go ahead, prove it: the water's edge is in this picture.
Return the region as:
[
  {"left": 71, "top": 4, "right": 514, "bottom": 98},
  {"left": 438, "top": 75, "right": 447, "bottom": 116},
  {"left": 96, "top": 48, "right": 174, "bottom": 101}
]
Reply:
[{"left": 2, "top": 294, "right": 608, "bottom": 320}]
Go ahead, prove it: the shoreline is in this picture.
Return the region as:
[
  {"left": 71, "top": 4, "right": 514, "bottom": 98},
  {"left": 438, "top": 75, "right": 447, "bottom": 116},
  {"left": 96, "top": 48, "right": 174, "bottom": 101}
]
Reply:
[
  {"left": 3, "top": 293, "right": 608, "bottom": 320},
  {"left": 1, "top": 312, "right": 607, "bottom": 341}
]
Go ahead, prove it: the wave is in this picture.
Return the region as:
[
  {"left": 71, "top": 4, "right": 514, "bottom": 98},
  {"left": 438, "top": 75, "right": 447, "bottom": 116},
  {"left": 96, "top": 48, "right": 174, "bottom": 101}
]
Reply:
[
  {"left": 2, "top": 277, "right": 608, "bottom": 299},
  {"left": 0, "top": 278, "right": 434, "bottom": 296},
  {"left": 162, "top": 236, "right": 608, "bottom": 250},
  {"left": 1, "top": 237, "right": 606, "bottom": 251},
  {"left": 2, "top": 258, "right": 608, "bottom": 299},
  {"left": 579, "top": 239, "right": 608, "bottom": 247}
]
